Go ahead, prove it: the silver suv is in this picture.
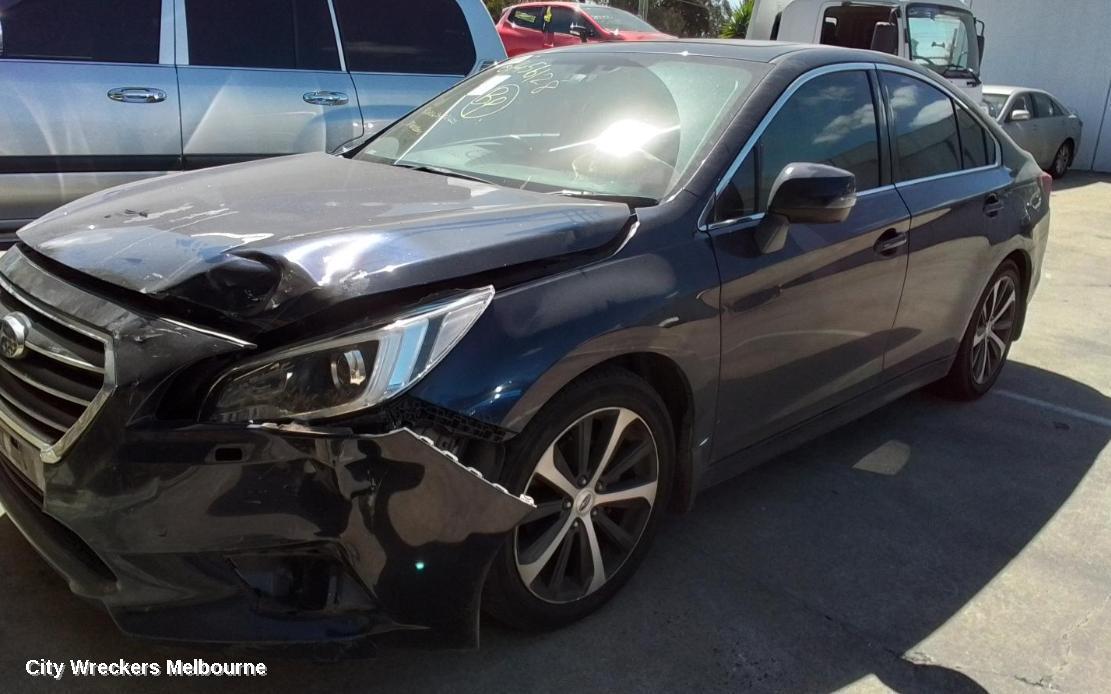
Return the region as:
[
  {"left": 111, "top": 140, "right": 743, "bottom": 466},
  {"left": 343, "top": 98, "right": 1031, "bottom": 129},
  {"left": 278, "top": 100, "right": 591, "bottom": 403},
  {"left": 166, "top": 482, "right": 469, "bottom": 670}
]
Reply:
[{"left": 0, "top": 0, "right": 505, "bottom": 240}]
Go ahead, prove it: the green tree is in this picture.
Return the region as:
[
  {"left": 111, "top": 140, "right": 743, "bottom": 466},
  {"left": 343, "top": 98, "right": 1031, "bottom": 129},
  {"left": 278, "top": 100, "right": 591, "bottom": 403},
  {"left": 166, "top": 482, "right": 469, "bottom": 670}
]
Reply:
[
  {"left": 720, "top": 0, "right": 754, "bottom": 38},
  {"left": 484, "top": 0, "right": 510, "bottom": 20}
]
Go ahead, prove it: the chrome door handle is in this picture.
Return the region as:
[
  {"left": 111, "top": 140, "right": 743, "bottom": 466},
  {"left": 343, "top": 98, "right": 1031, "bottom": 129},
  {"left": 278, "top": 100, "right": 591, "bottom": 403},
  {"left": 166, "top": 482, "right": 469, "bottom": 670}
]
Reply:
[
  {"left": 107, "top": 87, "right": 167, "bottom": 104},
  {"left": 303, "top": 91, "right": 349, "bottom": 106}
]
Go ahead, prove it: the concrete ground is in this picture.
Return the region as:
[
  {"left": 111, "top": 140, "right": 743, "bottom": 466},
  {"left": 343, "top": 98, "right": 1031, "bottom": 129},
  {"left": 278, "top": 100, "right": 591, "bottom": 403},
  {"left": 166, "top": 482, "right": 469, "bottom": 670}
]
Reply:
[{"left": 1, "top": 175, "right": 1109, "bottom": 693}]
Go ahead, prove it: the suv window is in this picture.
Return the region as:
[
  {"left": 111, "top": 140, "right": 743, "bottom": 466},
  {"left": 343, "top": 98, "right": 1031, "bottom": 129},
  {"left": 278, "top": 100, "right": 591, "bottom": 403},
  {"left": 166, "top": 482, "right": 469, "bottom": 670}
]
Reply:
[
  {"left": 955, "top": 106, "right": 991, "bottom": 169},
  {"left": 186, "top": 0, "right": 339, "bottom": 70},
  {"left": 883, "top": 72, "right": 961, "bottom": 181},
  {"left": 510, "top": 6, "right": 544, "bottom": 30},
  {"left": 0, "top": 0, "right": 161, "bottom": 64},
  {"left": 334, "top": 0, "right": 475, "bottom": 75},
  {"left": 715, "top": 70, "right": 880, "bottom": 221},
  {"left": 1031, "top": 93, "right": 1061, "bottom": 118}
]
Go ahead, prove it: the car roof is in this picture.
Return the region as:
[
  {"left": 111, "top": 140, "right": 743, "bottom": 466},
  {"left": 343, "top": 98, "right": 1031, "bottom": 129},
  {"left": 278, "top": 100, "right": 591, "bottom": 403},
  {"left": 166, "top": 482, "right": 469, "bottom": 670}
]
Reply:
[{"left": 540, "top": 38, "right": 915, "bottom": 66}]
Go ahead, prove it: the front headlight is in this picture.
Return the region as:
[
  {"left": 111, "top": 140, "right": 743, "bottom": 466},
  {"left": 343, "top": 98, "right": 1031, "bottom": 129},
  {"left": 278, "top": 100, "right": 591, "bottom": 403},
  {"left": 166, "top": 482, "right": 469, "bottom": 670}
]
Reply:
[{"left": 206, "top": 286, "right": 493, "bottom": 423}]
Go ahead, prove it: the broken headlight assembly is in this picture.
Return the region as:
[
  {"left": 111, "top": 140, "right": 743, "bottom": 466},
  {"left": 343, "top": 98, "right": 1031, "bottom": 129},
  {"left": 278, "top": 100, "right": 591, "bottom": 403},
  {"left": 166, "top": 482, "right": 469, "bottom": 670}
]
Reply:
[{"left": 205, "top": 287, "right": 494, "bottom": 423}]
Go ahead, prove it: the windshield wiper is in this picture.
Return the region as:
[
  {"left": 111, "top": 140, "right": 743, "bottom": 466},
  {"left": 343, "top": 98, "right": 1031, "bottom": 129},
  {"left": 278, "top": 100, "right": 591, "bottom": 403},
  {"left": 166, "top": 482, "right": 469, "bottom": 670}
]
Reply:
[
  {"left": 552, "top": 190, "right": 659, "bottom": 207},
  {"left": 393, "top": 163, "right": 497, "bottom": 186}
]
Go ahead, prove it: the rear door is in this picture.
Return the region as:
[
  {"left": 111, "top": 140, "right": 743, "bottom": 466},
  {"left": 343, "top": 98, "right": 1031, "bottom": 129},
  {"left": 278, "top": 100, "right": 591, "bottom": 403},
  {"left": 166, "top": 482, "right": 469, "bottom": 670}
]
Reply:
[
  {"left": 176, "top": 0, "right": 363, "bottom": 168},
  {"left": 879, "top": 68, "right": 1011, "bottom": 376},
  {"left": 0, "top": 0, "right": 181, "bottom": 232},
  {"left": 332, "top": 0, "right": 485, "bottom": 137}
]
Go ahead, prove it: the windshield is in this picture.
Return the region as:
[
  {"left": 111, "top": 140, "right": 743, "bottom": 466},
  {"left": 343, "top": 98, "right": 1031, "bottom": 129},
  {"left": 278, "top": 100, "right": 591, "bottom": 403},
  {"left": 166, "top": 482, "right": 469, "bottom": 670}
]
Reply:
[
  {"left": 585, "top": 6, "right": 659, "bottom": 33},
  {"left": 982, "top": 93, "right": 1007, "bottom": 119},
  {"left": 356, "top": 52, "right": 763, "bottom": 204},
  {"left": 907, "top": 4, "right": 980, "bottom": 77}
]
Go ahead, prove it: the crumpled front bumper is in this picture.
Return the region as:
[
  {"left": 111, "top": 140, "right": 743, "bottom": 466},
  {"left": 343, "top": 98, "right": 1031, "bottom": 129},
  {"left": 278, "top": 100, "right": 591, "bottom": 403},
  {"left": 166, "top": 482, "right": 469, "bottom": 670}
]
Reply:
[{"left": 0, "top": 248, "right": 533, "bottom": 650}]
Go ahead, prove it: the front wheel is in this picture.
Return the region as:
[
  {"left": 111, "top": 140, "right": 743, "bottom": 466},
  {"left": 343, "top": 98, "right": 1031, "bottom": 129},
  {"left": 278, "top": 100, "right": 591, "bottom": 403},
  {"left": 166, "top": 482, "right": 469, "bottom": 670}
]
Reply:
[
  {"left": 935, "top": 261, "right": 1023, "bottom": 400},
  {"left": 484, "top": 369, "right": 673, "bottom": 630}
]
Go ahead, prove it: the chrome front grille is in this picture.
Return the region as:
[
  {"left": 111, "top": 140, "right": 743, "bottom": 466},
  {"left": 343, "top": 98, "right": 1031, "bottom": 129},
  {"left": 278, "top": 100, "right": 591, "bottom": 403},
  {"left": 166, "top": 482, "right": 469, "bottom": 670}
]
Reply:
[{"left": 0, "top": 272, "right": 111, "bottom": 462}]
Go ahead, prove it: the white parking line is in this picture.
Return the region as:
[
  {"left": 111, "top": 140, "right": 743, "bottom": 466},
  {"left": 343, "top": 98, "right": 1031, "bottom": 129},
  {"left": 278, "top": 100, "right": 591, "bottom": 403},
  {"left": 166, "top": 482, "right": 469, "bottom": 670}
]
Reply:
[{"left": 996, "top": 390, "right": 1111, "bottom": 428}]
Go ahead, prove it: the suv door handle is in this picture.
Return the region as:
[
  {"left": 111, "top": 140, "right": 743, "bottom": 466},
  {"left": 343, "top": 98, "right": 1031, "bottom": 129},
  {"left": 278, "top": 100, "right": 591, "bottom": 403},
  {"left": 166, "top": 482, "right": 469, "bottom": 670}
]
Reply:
[
  {"left": 107, "top": 87, "right": 167, "bottom": 104},
  {"left": 303, "top": 91, "right": 349, "bottom": 106},
  {"left": 874, "top": 228, "right": 908, "bottom": 256},
  {"left": 984, "top": 193, "right": 1005, "bottom": 218}
]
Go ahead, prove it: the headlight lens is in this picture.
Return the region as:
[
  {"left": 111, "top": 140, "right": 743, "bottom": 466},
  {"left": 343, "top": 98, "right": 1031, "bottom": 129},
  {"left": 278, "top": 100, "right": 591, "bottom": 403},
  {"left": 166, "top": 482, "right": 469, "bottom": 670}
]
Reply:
[{"left": 206, "top": 286, "right": 493, "bottom": 423}]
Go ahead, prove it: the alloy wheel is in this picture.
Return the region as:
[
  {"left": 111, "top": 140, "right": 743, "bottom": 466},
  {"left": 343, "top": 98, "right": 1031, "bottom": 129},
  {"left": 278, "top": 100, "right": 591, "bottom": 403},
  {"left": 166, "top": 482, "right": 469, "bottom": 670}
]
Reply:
[
  {"left": 514, "top": 407, "right": 659, "bottom": 604},
  {"left": 971, "top": 274, "right": 1018, "bottom": 385},
  {"left": 1053, "top": 145, "right": 1070, "bottom": 177}
]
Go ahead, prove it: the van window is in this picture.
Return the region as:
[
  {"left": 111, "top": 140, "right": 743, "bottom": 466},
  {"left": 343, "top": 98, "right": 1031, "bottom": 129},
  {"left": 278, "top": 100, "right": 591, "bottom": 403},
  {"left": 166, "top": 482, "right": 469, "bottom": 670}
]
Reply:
[
  {"left": 0, "top": 0, "right": 160, "bottom": 64},
  {"left": 955, "top": 106, "right": 990, "bottom": 169},
  {"left": 333, "top": 0, "right": 476, "bottom": 75},
  {"left": 883, "top": 72, "right": 962, "bottom": 181},
  {"left": 186, "top": 0, "right": 339, "bottom": 70}
]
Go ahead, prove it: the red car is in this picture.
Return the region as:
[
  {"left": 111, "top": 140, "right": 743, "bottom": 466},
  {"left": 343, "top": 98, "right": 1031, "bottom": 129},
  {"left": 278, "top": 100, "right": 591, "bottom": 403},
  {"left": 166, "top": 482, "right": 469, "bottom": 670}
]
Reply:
[{"left": 497, "top": 2, "right": 673, "bottom": 57}]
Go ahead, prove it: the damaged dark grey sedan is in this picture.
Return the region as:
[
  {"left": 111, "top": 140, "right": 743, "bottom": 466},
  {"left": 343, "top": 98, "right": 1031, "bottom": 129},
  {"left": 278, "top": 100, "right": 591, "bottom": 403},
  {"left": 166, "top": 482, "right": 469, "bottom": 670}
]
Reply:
[{"left": 0, "top": 41, "right": 1050, "bottom": 650}]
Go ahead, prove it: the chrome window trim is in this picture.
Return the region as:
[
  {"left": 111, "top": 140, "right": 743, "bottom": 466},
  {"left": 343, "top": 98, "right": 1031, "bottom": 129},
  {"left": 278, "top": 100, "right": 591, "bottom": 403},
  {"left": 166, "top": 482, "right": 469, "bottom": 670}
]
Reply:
[
  {"left": 700, "top": 62, "right": 878, "bottom": 231},
  {"left": 0, "top": 268, "right": 116, "bottom": 465},
  {"left": 325, "top": 0, "right": 347, "bottom": 73}
]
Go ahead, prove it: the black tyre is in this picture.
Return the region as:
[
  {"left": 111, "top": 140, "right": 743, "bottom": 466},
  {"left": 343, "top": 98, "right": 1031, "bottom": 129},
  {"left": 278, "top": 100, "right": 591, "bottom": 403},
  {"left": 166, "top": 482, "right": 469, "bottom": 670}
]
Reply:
[
  {"left": 483, "top": 368, "right": 673, "bottom": 630},
  {"left": 1049, "top": 141, "right": 1072, "bottom": 179},
  {"left": 935, "top": 261, "right": 1023, "bottom": 400}
]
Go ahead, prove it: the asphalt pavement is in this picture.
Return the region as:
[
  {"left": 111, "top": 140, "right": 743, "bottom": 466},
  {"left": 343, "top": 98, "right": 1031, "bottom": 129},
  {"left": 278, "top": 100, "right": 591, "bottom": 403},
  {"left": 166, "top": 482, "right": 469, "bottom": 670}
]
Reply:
[{"left": 2, "top": 174, "right": 1109, "bottom": 693}]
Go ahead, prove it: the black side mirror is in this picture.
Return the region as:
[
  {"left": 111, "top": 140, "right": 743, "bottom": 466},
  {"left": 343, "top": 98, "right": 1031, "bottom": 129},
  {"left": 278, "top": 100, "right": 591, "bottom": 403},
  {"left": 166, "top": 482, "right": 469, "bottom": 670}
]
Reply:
[
  {"left": 977, "top": 34, "right": 985, "bottom": 60},
  {"left": 755, "top": 163, "right": 857, "bottom": 254},
  {"left": 870, "top": 22, "right": 899, "bottom": 55}
]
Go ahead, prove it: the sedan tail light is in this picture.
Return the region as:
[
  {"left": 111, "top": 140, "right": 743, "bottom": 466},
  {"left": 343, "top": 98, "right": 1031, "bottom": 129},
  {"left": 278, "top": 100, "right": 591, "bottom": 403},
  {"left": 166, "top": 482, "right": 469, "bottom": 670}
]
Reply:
[{"left": 1040, "top": 171, "right": 1053, "bottom": 196}]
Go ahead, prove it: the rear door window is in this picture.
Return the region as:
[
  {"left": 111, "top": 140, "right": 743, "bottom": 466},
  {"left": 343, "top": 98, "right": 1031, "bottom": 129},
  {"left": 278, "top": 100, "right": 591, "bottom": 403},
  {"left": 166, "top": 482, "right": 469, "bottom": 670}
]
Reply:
[
  {"left": 955, "top": 106, "right": 991, "bottom": 169},
  {"left": 510, "top": 6, "right": 544, "bottom": 30},
  {"left": 1032, "top": 93, "right": 1060, "bottom": 118},
  {"left": 882, "top": 72, "right": 962, "bottom": 181},
  {"left": 185, "top": 0, "right": 339, "bottom": 70},
  {"left": 0, "top": 0, "right": 161, "bottom": 64},
  {"left": 333, "top": 0, "right": 476, "bottom": 75}
]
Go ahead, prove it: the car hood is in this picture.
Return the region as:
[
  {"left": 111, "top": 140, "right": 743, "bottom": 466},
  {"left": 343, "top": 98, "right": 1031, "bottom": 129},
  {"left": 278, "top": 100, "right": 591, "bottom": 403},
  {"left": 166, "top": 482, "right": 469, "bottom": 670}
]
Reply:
[{"left": 17, "top": 153, "right": 633, "bottom": 334}]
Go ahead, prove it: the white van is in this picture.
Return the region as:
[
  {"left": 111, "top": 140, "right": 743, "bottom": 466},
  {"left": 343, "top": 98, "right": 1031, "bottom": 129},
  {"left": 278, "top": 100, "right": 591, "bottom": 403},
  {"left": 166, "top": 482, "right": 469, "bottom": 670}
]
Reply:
[{"left": 749, "top": 0, "right": 985, "bottom": 100}]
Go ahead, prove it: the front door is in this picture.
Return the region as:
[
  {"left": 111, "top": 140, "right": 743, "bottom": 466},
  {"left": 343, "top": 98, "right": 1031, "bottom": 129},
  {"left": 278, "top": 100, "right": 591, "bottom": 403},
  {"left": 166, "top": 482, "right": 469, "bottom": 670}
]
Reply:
[
  {"left": 175, "top": 0, "right": 363, "bottom": 168},
  {"left": 708, "top": 68, "right": 910, "bottom": 459}
]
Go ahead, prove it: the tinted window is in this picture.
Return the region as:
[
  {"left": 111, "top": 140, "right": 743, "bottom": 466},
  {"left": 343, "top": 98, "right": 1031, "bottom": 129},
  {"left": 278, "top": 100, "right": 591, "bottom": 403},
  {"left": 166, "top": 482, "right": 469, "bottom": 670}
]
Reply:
[
  {"left": 1032, "top": 93, "right": 1060, "bottom": 118},
  {"left": 334, "top": 0, "right": 475, "bottom": 75},
  {"left": 715, "top": 150, "right": 758, "bottom": 221},
  {"left": 186, "top": 0, "right": 339, "bottom": 70},
  {"left": 510, "top": 6, "right": 544, "bottom": 30},
  {"left": 0, "top": 0, "right": 160, "bottom": 64},
  {"left": 548, "top": 7, "right": 575, "bottom": 34},
  {"left": 883, "top": 72, "right": 961, "bottom": 181},
  {"left": 955, "top": 106, "right": 990, "bottom": 169}
]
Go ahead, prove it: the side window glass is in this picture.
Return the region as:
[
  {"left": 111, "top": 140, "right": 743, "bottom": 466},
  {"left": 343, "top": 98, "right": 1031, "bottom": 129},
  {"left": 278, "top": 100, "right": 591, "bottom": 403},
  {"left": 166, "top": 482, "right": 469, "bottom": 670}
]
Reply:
[
  {"left": 713, "top": 70, "right": 879, "bottom": 223},
  {"left": 883, "top": 72, "right": 962, "bottom": 181},
  {"left": 757, "top": 70, "right": 880, "bottom": 209},
  {"left": 510, "top": 7, "right": 543, "bottom": 30},
  {"left": 0, "top": 0, "right": 161, "bottom": 64},
  {"left": 955, "top": 106, "right": 991, "bottom": 169},
  {"left": 186, "top": 0, "right": 339, "bottom": 71},
  {"left": 334, "top": 0, "right": 475, "bottom": 75},
  {"left": 1032, "top": 93, "right": 1057, "bottom": 118},
  {"left": 547, "top": 7, "right": 575, "bottom": 34}
]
